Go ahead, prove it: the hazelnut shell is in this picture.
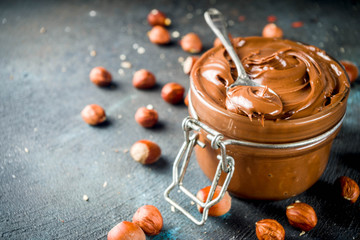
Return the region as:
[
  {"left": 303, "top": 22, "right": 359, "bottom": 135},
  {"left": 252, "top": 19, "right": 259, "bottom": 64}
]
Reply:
[
  {"left": 130, "top": 140, "right": 161, "bottom": 165},
  {"left": 196, "top": 185, "right": 231, "bottom": 217},
  {"left": 132, "top": 205, "right": 163, "bottom": 236},
  {"left": 107, "top": 221, "right": 146, "bottom": 240},
  {"left": 81, "top": 104, "right": 106, "bottom": 125},
  {"left": 134, "top": 107, "right": 158, "bottom": 128},
  {"left": 286, "top": 202, "right": 317, "bottom": 231},
  {"left": 161, "top": 82, "right": 185, "bottom": 104},
  {"left": 255, "top": 219, "right": 285, "bottom": 240},
  {"left": 89, "top": 66, "right": 112, "bottom": 87}
]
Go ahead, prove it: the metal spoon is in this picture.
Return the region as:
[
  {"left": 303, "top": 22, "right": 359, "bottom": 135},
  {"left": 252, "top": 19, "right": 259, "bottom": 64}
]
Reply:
[{"left": 204, "top": 8, "right": 279, "bottom": 97}]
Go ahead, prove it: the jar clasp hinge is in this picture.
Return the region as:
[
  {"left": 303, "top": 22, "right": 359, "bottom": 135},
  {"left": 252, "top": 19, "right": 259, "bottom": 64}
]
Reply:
[{"left": 164, "top": 116, "right": 235, "bottom": 225}]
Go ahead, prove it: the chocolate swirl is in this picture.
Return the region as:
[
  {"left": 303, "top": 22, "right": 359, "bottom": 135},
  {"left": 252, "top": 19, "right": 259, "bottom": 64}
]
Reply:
[{"left": 195, "top": 37, "right": 349, "bottom": 120}]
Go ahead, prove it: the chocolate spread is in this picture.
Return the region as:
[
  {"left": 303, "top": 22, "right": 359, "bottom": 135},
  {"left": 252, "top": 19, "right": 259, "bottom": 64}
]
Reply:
[
  {"left": 194, "top": 37, "right": 349, "bottom": 121},
  {"left": 190, "top": 37, "right": 350, "bottom": 199}
]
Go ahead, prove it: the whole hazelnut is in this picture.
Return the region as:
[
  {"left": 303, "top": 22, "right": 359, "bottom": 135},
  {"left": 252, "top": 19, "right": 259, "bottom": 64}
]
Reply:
[
  {"left": 134, "top": 106, "right": 158, "bottom": 128},
  {"left": 340, "top": 60, "right": 359, "bottom": 83},
  {"left": 161, "top": 82, "right": 185, "bottom": 104},
  {"left": 213, "top": 33, "right": 233, "bottom": 48},
  {"left": 262, "top": 23, "right": 283, "bottom": 38},
  {"left": 132, "top": 69, "right": 156, "bottom": 89},
  {"left": 89, "top": 66, "right": 112, "bottom": 87},
  {"left": 107, "top": 221, "right": 146, "bottom": 240},
  {"left": 183, "top": 56, "right": 199, "bottom": 75},
  {"left": 147, "top": 9, "right": 171, "bottom": 26},
  {"left": 255, "top": 219, "right": 285, "bottom": 240},
  {"left": 286, "top": 202, "right": 317, "bottom": 231},
  {"left": 184, "top": 93, "right": 189, "bottom": 107},
  {"left": 196, "top": 185, "right": 231, "bottom": 217},
  {"left": 148, "top": 26, "right": 171, "bottom": 45},
  {"left": 337, "top": 176, "right": 359, "bottom": 203},
  {"left": 180, "top": 33, "right": 202, "bottom": 53},
  {"left": 132, "top": 205, "right": 163, "bottom": 236},
  {"left": 81, "top": 104, "right": 106, "bottom": 125},
  {"left": 130, "top": 140, "right": 161, "bottom": 165}
]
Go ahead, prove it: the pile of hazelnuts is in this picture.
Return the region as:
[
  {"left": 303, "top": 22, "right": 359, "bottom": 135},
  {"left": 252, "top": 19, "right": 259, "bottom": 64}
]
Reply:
[{"left": 80, "top": 9, "right": 360, "bottom": 240}]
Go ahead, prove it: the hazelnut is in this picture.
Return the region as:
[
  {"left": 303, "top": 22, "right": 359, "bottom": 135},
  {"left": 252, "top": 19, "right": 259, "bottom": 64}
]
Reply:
[
  {"left": 81, "top": 104, "right": 106, "bottom": 125},
  {"left": 213, "top": 33, "right": 233, "bottom": 48},
  {"left": 161, "top": 82, "right": 185, "bottom": 104},
  {"left": 180, "top": 33, "right": 202, "bottom": 53},
  {"left": 107, "top": 221, "right": 145, "bottom": 240},
  {"left": 184, "top": 93, "right": 189, "bottom": 107},
  {"left": 286, "top": 202, "right": 317, "bottom": 231},
  {"left": 132, "top": 205, "right": 163, "bottom": 236},
  {"left": 340, "top": 60, "right": 359, "bottom": 83},
  {"left": 130, "top": 140, "right": 161, "bottom": 165},
  {"left": 147, "top": 9, "right": 171, "bottom": 26},
  {"left": 183, "top": 56, "right": 199, "bottom": 75},
  {"left": 255, "top": 219, "right": 285, "bottom": 240},
  {"left": 148, "top": 26, "right": 171, "bottom": 45},
  {"left": 196, "top": 185, "right": 231, "bottom": 217},
  {"left": 132, "top": 69, "right": 156, "bottom": 89},
  {"left": 337, "top": 176, "right": 359, "bottom": 203},
  {"left": 89, "top": 66, "right": 112, "bottom": 87},
  {"left": 262, "top": 23, "right": 283, "bottom": 38},
  {"left": 134, "top": 106, "right": 158, "bottom": 128}
]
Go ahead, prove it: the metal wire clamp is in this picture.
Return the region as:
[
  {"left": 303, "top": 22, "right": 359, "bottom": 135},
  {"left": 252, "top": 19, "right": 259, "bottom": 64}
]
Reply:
[{"left": 164, "top": 116, "right": 235, "bottom": 225}]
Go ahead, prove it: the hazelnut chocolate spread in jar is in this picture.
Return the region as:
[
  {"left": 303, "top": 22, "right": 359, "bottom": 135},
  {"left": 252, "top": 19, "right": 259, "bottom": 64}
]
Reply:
[{"left": 165, "top": 36, "right": 350, "bottom": 225}]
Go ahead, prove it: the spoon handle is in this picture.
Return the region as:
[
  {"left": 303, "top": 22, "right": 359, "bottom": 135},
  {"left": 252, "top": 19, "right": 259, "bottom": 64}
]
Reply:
[{"left": 204, "top": 8, "right": 249, "bottom": 81}]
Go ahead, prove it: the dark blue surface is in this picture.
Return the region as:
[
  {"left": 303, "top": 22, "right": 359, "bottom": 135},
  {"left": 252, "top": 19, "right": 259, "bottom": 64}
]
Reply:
[{"left": 0, "top": 0, "right": 359, "bottom": 239}]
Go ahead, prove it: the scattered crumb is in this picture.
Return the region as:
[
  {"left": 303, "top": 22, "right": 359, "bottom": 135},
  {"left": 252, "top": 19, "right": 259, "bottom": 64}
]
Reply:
[
  {"left": 167, "top": 108, "right": 172, "bottom": 113},
  {"left": 114, "top": 149, "right": 119, "bottom": 153},
  {"left": 123, "top": 149, "right": 129, "bottom": 153},
  {"left": 171, "top": 205, "right": 176, "bottom": 212},
  {"left": 146, "top": 104, "right": 154, "bottom": 110},
  {"left": 103, "top": 181, "right": 108, "bottom": 188},
  {"left": 39, "top": 27, "right": 46, "bottom": 34},
  {"left": 89, "top": 10, "right": 97, "bottom": 17},
  {"left": 9, "top": 75, "right": 14, "bottom": 80},
  {"left": 160, "top": 53, "right": 165, "bottom": 60},
  {"left": 83, "top": 195, "right": 89, "bottom": 201},
  {"left": 34, "top": 128, "right": 38, "bottom": 132},
  {"left": 299, "top": 231, "right": 306, "bottom": 236},
  {"left": 340, "top": 47, "right": 345, "bottom": 53},
  {"left": 121, "top": 61, "right": 132, "bottom": 69},
  {"left": 12, "top": 175, "right": 16, "bottom": 179},
  {"left": 137, "top": 47, "right": 145, "bottom": 54},
  {"left": 64, "top": 26, "right": 71, "bottom": 33},
  {"left": 61, "top": 67, "right": 67, "bottom": 72},
  {"left": 2, "top": 18, "right": 7, "bottom": 24},
  {"left": 90, "top": 50, "right": 96, "bottom": 57},
  {"left": 178, "top": 56, "right": 185, "bottom": 63},
  {"left": 24, "top": 148, "right": 29, "bottom": 153},
  {"left": 127, "top": 174, "right": 131, "bottom": 178},
  {"left": 295, "top": 200, "right": 301, "bottom": 203},
  {"left": 117, "top": 114, "right": 122, "bottom": 119},
  {"left": 171, "top": 31, "right": 180, "bottom": 38},
  {"left": 118, "top": 68, "right": 125, "bottom": 75},
  {"left": 228, "top": 20, "right": 235, "bottom": 26},
  {"left": 132, "top": 43, "right": 139, "bottom": 49},
  {"left": 177, "top": 189, "right": 181, "bottom": 193},
  {"left": 119, "top": 54, "right": 126, "bottom": 60},
  {"left": 190, "top": 201, "right": 195, "bottom": 205}
]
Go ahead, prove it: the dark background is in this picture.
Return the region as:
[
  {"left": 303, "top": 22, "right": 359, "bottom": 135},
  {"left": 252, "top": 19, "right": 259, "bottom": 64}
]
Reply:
[{"left": 0, "top": 0, "right": 359, "bottom": 239}]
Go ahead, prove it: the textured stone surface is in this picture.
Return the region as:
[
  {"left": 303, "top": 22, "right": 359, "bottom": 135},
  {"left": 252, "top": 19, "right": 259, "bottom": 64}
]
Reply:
[{"left": 0, "top": 0, "right": 359, "bottom": 239}]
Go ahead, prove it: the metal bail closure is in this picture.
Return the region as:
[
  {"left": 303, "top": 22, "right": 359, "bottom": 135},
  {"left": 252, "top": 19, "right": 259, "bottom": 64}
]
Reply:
[{"left": 164, "top": 116, "right": 235, "bottom": 225}]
